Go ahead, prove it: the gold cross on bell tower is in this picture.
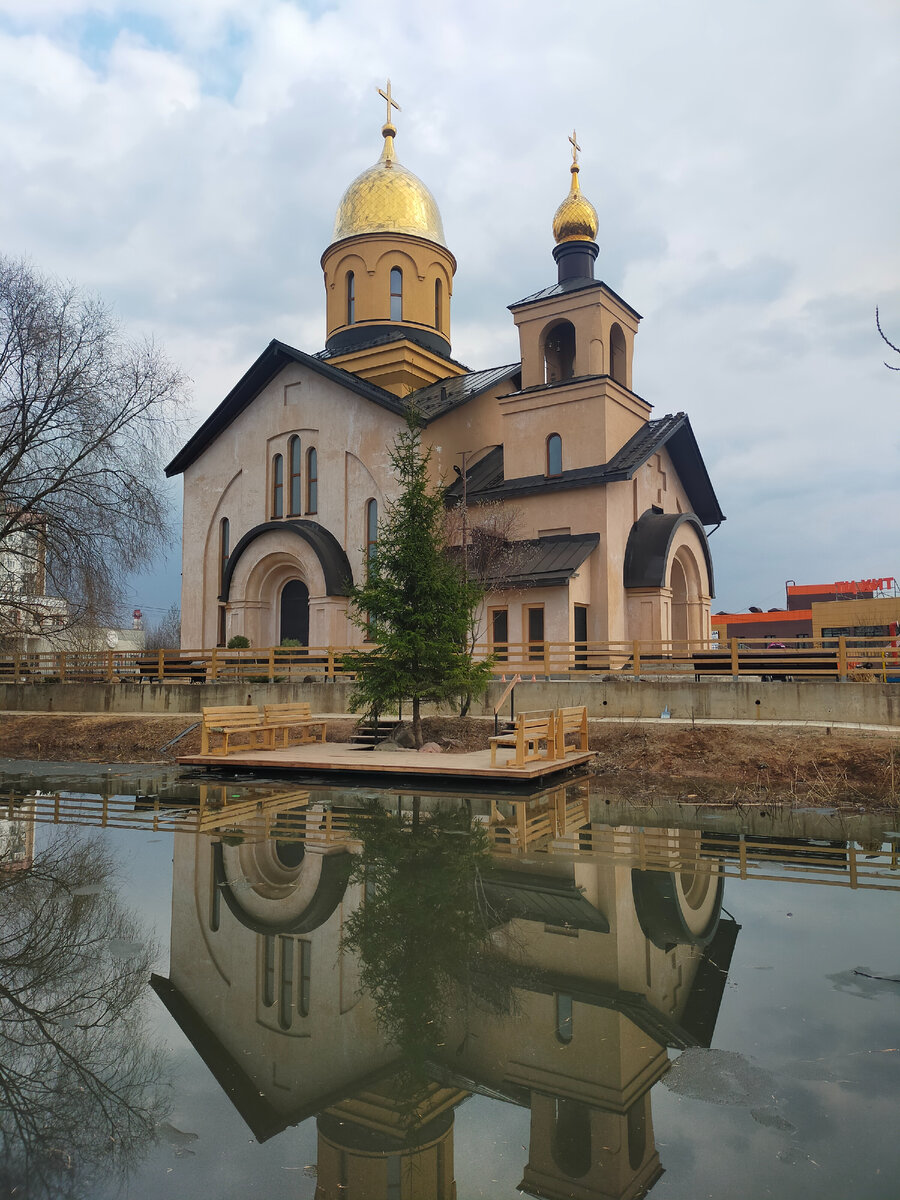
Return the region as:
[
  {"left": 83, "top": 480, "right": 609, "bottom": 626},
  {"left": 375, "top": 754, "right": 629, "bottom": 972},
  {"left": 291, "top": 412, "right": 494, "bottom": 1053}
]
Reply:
[
  {"left": 378, "top": 79, "right": 401, "bottom": 126},
  {"left": 569, "top": 129, "right": 581, "bottom": 167}
]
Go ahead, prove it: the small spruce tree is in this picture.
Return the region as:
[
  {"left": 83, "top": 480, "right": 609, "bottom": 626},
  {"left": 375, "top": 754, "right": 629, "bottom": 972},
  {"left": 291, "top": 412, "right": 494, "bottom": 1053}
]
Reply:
[{"left": 343, "top": 412, "right": 492, "bottom": 746}]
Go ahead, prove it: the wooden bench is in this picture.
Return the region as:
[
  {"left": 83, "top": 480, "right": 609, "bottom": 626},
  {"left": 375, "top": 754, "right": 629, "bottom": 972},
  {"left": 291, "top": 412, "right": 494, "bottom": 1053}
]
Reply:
[
  {"left": 490, "top": 711, "right": 556, "bottom": 768},
  {"left": 555, "top": 705, "right": 589, "bottom": 757},
  {"left": 200, "top": 705, "right": 271, "bottom": 756},
  {"left": 262, "top": 702, "right": 327, "bottom": 747}
]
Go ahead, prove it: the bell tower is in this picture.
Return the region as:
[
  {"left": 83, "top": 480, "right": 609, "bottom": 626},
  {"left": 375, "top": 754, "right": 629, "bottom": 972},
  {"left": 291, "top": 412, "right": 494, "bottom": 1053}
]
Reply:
[{"left": 320, "top": 82, "right": 464, "bottom": 396}]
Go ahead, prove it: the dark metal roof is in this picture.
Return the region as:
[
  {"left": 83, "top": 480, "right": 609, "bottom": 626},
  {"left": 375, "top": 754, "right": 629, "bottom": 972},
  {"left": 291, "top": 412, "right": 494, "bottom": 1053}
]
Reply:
[
  {"left": 509, "top": 277, "right": 642, "bottom": 320},
  {"left": 316, "top": 327, "right": 470, "bottom": 373},
  {"left": 165, "top": 339, "right": 407, "bottom": 477},
  {"left": 483, "top": 533, "right": 600, "bottom": 589},
  {"left": 447, "top": 413, "right": 725, "bottom": 526},
  {"left": 220, "top": 520, "right": 354, "bottom": 600},
  {"left": 481, "top": 868, "right": 609, "bottom": 932},
  {"left": 408, "top": 363, "right": 521, "bottom": 420},
  {"left": 445, "top": 445, "right": 505, "bottom": 499},
  {"left": 624, "top": 510, "right": 716, "bottom": 597}
]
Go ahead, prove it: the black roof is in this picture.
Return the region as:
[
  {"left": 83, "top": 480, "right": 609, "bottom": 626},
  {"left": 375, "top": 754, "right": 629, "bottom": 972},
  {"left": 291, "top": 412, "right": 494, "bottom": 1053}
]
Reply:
[
  {"left": 509, "top": 277, "right": 642, "bottom": 320},
  {"left": 316, "top": 327, "right": 470, "bottom": 373},
  {"left": 408, "top": 363, "right": 521, "bottom": 420},
  {"left": 483, "top": 532, "right": 601, "bottom": 589},
  {"left": 446, "top": 413, "right": 725, "bottom": 525},
  {"left": 165, "top": 339, "right": 408, "bottom": 477}
]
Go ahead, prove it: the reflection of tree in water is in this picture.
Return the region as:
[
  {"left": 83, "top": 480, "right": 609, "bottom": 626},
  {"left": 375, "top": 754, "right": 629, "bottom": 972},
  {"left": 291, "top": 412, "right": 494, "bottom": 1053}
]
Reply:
[
  {"left": 0, "top": 830, "right": 168, "bottom": 1198},
  {"left": 342, "top": 801, "right": 517, "bottom": 1076}
]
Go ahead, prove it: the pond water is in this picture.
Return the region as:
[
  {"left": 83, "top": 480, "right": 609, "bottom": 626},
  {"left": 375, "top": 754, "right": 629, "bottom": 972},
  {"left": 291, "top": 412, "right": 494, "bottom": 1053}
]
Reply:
[{"left": 2, "top": 762, "right": 900, "bottom": 1199}]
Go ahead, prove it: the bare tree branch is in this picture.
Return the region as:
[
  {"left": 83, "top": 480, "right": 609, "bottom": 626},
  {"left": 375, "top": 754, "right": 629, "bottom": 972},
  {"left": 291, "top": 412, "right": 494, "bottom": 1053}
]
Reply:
[
  {"left": 0, "top": 255, "right": 189, "bottom": 646},
  {"left": 876, "top": 305, "right": 900, "bottom": 371}
]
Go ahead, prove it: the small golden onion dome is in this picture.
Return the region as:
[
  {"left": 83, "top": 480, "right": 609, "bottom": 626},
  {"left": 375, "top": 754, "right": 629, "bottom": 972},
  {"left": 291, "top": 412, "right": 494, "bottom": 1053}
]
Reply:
[
  {"left": 552, "top": 162, "right": 599, "bottom": 244},
  {"left": 331, "top": 122, "right": 447, "bottom": 248}
]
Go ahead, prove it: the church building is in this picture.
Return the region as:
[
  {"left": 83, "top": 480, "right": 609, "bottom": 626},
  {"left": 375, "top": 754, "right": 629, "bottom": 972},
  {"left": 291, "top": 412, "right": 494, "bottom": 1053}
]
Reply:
[{"left": 166, "top": 87, "right": 723, "bottom": 656}]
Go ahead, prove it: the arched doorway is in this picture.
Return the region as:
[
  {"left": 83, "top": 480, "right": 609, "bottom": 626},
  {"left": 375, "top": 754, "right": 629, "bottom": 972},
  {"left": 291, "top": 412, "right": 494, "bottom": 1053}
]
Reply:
[{"left": 280, "top": 579, "right": 310, "bottom": 645}]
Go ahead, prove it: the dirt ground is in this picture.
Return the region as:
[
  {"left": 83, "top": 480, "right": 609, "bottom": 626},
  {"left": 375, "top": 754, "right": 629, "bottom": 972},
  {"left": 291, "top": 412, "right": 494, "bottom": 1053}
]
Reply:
[{"left": 1, "top": 711, "right": 899, "bottom": 809}]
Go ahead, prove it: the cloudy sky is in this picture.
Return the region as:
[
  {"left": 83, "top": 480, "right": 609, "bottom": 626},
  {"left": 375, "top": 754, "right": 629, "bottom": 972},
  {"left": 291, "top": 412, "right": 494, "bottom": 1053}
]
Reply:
[{"left": 2, "top": 0, "right": 898, "bottom": 621}]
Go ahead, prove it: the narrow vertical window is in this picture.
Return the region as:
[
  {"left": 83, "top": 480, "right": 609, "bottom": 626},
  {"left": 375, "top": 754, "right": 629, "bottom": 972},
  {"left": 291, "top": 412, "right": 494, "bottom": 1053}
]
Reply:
[
  {"left": 346, "top": 271, "right": 355, "bottom": 325},
  {"left": 289, "top": 437, "right": 301, "bottom": 515},
  {"left": 262, "top": 935, "right": 276, "bottom": 1007},
  {"left": 219, "top": 517, "right": 230, "bottom": 591},
  {"left": 279, "top": 936, "right": 294, "bottom": 1030},
  {"left": 527, "top": 605, "right": 544, "bottom": 662},
  {"left": 434, "top": 278, "right": 442, "bottom": 330},
  {"left": 547, "top": 433, "right": 562, "bottom": 477},
  {"left": 306, "top": 447, "right": 318, "bottom": 514},
  {"left": 209, "top": 844, "right": 220, "bottom": 932},
  {"left": 556, "top": 992, "right": 574, "bottom": 1043},
  {"left": 366, "top": 499, "right": 378, "bottom": 562},
  {"left": 298, "top": 941, "right": 311, "bottom": 1017},
  {"left": 272, "top": 453, "right": 284, "bottom": 519},
  {"left": 390, "top": 268, "right": 402, "bottom": 321}
]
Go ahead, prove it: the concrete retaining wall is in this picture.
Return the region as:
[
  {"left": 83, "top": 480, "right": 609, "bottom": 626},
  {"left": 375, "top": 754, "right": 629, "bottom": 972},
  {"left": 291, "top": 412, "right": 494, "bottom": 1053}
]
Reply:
[{"left": 2, "top": 677, "right": 899, "bottom": 727}]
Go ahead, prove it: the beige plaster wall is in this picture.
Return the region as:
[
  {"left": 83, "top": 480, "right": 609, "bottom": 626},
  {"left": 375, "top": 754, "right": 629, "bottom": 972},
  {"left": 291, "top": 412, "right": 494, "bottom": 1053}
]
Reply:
[
  {"left": 321, "top": 231, "right": 455, "bottom": 346},
  {"left": 180, "top": 361, "right": 406, "bottom": 648},
  {"left": 511, "top": 283, "right": 640, "bottom": 392}
]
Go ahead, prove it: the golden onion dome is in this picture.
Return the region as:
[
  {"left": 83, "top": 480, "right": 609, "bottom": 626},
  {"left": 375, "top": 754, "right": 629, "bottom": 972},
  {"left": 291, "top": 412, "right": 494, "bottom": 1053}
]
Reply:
[
  {"left": 552, "top": 160, "right": 599, "bottom": 245},
  {"left": 331, "top": 121, "right": 447, "bottom": 248}
]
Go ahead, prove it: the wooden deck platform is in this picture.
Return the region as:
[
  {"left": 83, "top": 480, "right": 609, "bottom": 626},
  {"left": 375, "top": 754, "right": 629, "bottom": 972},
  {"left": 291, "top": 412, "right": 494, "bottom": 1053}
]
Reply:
[{"left": 177, "top": 740, "right": 595, "bottom": 782}]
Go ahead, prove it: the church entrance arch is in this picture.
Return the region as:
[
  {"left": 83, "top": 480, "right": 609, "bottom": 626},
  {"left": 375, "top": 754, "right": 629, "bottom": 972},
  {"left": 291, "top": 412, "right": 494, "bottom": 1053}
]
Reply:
[{"left": 280, "top": 579, "right": 310, "bottom": 645}]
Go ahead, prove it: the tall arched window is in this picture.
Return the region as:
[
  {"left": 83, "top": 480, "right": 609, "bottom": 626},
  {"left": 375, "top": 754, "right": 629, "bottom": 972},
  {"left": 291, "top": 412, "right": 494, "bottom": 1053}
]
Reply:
[
  {"left": 434, "top": 278, "right": 442, "bottom": 330},
  {"left": 306, "top": 447, "right": 318, "bottom": 514},
  {"left": 610, "top": 323, "right": 627, "bottom": 385},
  {"left": 547, "top": 433, "right": 562, "bottom": 477},
  {"left": 289, "top": 437, "right": 301, "bottom": 515},
  {"left": 346, "top": 271, "right": 355, "bottom": 325},
  {"left": 219, "top": 517, "right": 230, "bottom": 590},
  {"left": 272, "top": 453, "right": 284, "bottom": 518},
  {"left": 366, "top": 499, "right": 378, "bottom": 562},
  {"left": 544, "top": 320, "right": 576, "bottom": 383},
  {"left": 390, "top": 268, "right": 403, "bottom": 321}
]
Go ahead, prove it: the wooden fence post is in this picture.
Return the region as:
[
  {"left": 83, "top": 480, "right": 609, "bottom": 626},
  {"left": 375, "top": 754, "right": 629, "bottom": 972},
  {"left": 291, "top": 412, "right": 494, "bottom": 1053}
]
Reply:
[
  {"left": 210, "top": 647, "right": 218, "bottom": 681},
  {"left": 632, "top": 641, "right": 641, "bottom": 676},
  {"left": 730, "top": 638, "right": 740, "bottom": 678},
  {"left": 59, "top": 652, "right": 67, "bottom": 683},
  {"left": 838, "top": 636, "right": 848, "bottom": 680}
]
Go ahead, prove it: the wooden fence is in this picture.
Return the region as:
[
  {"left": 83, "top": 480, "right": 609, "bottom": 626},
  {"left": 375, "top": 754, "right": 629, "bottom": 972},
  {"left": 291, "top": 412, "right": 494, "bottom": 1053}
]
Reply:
[{"left": 1, "top": 635, "right": 898, "bottom": 684}]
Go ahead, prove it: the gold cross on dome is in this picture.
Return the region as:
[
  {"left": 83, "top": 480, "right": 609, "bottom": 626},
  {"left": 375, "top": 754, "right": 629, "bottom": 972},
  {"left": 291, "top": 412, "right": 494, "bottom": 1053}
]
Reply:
[
  {"left": 378, "top": 79, "right": 401, "bottom": 124},
  {"left": 569, "top": 129, "right": 581, "bottom": 165}
]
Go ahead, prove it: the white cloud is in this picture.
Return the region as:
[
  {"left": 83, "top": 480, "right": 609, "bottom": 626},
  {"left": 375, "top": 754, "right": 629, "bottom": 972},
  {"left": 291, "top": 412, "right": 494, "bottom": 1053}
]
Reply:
[{"left": 1, "top": 0, "right": 898, "bottom": 613}]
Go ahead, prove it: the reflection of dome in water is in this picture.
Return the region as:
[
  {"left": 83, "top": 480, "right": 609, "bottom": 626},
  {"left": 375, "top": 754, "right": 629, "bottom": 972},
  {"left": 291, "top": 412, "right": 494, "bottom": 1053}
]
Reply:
[{"left": 331, "top": 123, "right": 447, "bottom": 247}]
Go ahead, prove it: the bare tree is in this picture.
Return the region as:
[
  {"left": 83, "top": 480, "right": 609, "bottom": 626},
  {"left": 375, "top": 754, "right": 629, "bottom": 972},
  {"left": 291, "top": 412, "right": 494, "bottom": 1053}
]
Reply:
[
  {"left": 876, "top": 306, "right": 900, "bottom": 371},
  {"left": 0, "top": 255, "right": 188, "bottom": 647},
  {"left": 0, "top": 828, "right": 169, "bottom": 1196},
  {"left": 144, "top": 602, "right": 181, "bottom": 651},
  {"left": 445, "top": 498, "right": 528, "bottom": 714}
]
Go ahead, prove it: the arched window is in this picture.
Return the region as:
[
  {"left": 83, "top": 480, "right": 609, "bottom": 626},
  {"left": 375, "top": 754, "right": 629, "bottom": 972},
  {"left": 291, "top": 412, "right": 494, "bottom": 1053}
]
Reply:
[
  {"left": 219, "top": 517, "right": 230, "bottom": 590},
  {"left": 556, "top": 991, "right": 573, "bottom": 1043},
  {"left": 366, "top": 499, "right": 378, "bottom": 562},
  {"left": 610, "top": 322, "right": 627, "bottom": 385},
  {"left": 262, "top": 935, "right": 276, "bottom": 1007},
  {"left": 543, "top": 320, "right": 576, "bottom": 383},
  {"left": 272, "top": 453, "right": 283, "bottom": 519},
  {"left": 390, "top": 268, "right": 403, "bottom": 321},
  {"left": 289, "top": 437, "right": 301, "bottom": 515},
  {"left": 547, "top": 433, "right": 562, "bottom": 477},
  {"left": 278, "top": 936, "right": 294, "bottom": 1030},
  {"left": 306, "top": 447, "right": 317, "bottom": 514},
  {"left": 434, "top": 278, "right": 442, "bottom": 330},
  {"left": 346, "top": 271, "right": 355, "bottom": 325}
]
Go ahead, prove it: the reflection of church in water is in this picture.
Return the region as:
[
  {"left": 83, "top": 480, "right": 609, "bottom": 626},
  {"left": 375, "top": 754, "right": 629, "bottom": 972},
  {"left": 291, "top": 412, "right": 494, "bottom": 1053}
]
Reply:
[{"left": 152, "top": 788, "right": 739, "bottom": 1200}]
